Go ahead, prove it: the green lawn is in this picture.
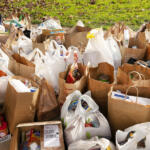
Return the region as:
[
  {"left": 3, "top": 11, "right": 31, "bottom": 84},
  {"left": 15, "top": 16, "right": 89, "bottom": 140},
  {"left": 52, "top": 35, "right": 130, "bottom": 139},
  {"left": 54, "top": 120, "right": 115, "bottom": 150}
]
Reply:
[{"left": 0, "top": 0, "right": 150, "bottom": 30}]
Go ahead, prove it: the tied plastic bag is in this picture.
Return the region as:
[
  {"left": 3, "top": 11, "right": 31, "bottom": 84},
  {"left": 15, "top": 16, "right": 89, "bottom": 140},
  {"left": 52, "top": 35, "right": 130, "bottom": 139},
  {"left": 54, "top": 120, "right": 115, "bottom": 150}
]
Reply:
[
  {"left": 61, "top": 90, "right": 98, "bottom": 128},
  {"left": 68, "top": 136, "right": 116, "bottom": 150},
  {"left": 0, "top": 48, "right": 9, "bottom": 67},
  {"left": 84, "top": 28, "right": 114, "bottom": 67},
  {"left": 106, "top": 36, "right": 122, "bottom": 70},
  {"left": 65, "top": 111, "right": 111, "bottom": 145},
  {"left": 116, "top": 122, "right": 150, "bottom": 150},
  {"left": 11, "top": 35, "right": 33, "bottom": 55}
]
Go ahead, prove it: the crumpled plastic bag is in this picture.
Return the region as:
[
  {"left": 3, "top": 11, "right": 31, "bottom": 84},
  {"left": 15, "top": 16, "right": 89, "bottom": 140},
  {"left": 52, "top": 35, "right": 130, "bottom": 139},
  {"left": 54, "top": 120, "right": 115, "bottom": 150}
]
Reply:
[
  {"left": 84, "top": 28, "right": 114, "bottom": 67},
  {"left": 68, "top": 136, "right": 116, "bottom": 150},
  {"left": 65, "top": 111, "right": 111, "bottom": 145},
  {"left": 61, "top": 90, "right": 99, "bottom": 128},
  {"left": 116, "top": 122, "right": 150, "bottom": 150},
  {"left": 11, "top": 35, "right": 33, "bottom": 55}
]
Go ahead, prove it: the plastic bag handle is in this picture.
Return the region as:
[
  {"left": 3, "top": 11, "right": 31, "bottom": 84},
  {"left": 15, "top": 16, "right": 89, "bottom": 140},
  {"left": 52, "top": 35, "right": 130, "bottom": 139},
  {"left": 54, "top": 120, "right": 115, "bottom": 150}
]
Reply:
[{"left": 125, "top": 86, "right": 138, "bottom": 103}]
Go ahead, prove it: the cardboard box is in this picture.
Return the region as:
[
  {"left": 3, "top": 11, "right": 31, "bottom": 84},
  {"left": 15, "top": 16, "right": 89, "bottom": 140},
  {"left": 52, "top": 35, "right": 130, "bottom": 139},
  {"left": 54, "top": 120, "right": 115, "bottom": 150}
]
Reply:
[
  {"left": 4, "top": 76, "right": 39, "bottom": 134},
  {"left": 10, "top": 121, "right": 65, "bottom": 150}
]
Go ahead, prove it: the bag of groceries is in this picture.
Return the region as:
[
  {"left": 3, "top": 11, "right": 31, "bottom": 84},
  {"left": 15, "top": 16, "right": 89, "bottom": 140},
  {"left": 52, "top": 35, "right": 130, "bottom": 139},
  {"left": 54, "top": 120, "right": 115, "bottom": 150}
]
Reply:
[
  {"left": 117, "top": 63, "right": 150, "bottom": 85},
  {"left": 88, "top": 62, "right": 114, "bottom": 115},
  {"left": 108, "top": 85, "right": 150, "bottom": 133},
  {"left": 37, "top": 79, "right": 59, "bottom": 121},
  {"left": 116, "top": 122, "right": 150, "bottom": 150},
  {"left": 68, "top": 136, "right": 116, "bottom": 150},
  {"left": 65, "top": 111, "right": 111, "bottom": 145},
  {"left": 61, "top": 90, "right": 99, "bottom": 128},
  {"left": 58, "top": 63, "right": 87, "bottom": 105}
]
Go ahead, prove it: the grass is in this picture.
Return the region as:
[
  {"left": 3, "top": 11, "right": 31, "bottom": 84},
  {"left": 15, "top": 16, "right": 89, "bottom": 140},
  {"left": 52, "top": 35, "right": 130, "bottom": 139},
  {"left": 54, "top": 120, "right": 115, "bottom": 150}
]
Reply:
[{"left": 0, "top": 0, "right": 150, "bottom": 30}]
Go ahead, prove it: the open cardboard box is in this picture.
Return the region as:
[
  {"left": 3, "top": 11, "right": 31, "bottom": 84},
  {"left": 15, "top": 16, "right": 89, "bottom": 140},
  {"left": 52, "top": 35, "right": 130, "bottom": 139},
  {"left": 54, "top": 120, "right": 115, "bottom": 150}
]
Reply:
[{"left": 10, "top": 121, "right": 65, "bottom": 150}]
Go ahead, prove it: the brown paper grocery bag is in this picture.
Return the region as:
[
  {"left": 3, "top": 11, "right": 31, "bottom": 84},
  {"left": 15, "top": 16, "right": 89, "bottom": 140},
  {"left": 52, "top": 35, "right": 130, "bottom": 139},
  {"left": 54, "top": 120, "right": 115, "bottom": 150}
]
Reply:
[
  {"left": 108, "top": 85, "right": 150, "bottom": 134},
  {"left": 37, "top": 79, "right": 59, "bottom": 121},
  {"left": 4, "top": 76, "right": 39, "bottom": 134},
  {"left": 122, "top": 38, "right": 146, "bottom": 63},
  {"left": 58, "top": 63, "right": 87, "bottom": 106},
  {"left": 8, "top": 53, "right": 35, "bottom": 79},
  {"left": 64, "top": 26, "right": 91, "bottom": 53},
  {"left": 117, "top": 63, "right": 150, "bottom": 85},
  {"left": 88, "top": 63, "right": 114, "bottom": 116}
]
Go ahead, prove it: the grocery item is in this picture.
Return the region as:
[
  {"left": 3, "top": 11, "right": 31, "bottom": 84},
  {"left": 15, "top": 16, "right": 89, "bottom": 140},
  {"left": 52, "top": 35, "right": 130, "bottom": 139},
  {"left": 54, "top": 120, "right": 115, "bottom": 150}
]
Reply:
[
  {"left": 97, "top": 74, "right": 110, "bottom": 83},
  {"left": 0, "top": 70, "right": 7, "bottom": 77},
  {"left": 20, "top": 129, "right": 41, "bottom": 150},
  {"left": 0, "top": 115, "right": 8, "bottom": 138}
]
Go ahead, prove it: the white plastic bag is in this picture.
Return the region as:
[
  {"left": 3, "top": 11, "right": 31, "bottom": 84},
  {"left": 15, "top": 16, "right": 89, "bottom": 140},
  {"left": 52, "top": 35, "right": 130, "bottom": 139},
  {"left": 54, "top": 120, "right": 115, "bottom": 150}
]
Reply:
[
  {"left": 36, "top": 51, "right": 66, "bottom": 93},
  {"left": 47, "top": 40, "right": 67, "bottom": 57},
  {"left": 68, "top": 136, "right": 116, "bottom": 150},
  {"left": 65, "top": 46, "right": 83, "bottom": 66},
  {"left": 65, "top": 111, "right": 111, "bottom": 145},
  {"left": 85, "top": 28, "right": 114, "bottom": 67},
  {"left": 123, "top": 29, "right": 130, "bottom": 48},
  {"left": 61, "top": 91, "right": 99, "bottom": 128},
  {"left": 116, "top": 122, "right": 150, "bottom": 150},
  {"left": 12, "top": 35, "right": 33, "bottom": 55},
  {"left": 61, "top": 90, "right": 82, "bottom": 127},
  {"left": 106, "top": 36, "right": 122, "bottom": 70},
  {"left": 0, "top": 48, "right": 9, "bottom": 67}
]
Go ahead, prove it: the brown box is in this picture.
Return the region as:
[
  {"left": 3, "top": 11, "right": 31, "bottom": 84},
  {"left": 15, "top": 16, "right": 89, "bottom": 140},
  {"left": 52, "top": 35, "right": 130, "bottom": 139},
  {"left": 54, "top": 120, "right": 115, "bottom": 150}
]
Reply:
[{"left": 10, "top": 121, "right": 65, "bottom": 150}]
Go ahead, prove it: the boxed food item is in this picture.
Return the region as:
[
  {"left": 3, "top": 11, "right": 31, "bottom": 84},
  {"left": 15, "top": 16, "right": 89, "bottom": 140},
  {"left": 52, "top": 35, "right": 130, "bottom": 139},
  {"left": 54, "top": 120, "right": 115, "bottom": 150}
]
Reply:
[{"left": 10, "top": 121, "right": 65, "bottom": 150}]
